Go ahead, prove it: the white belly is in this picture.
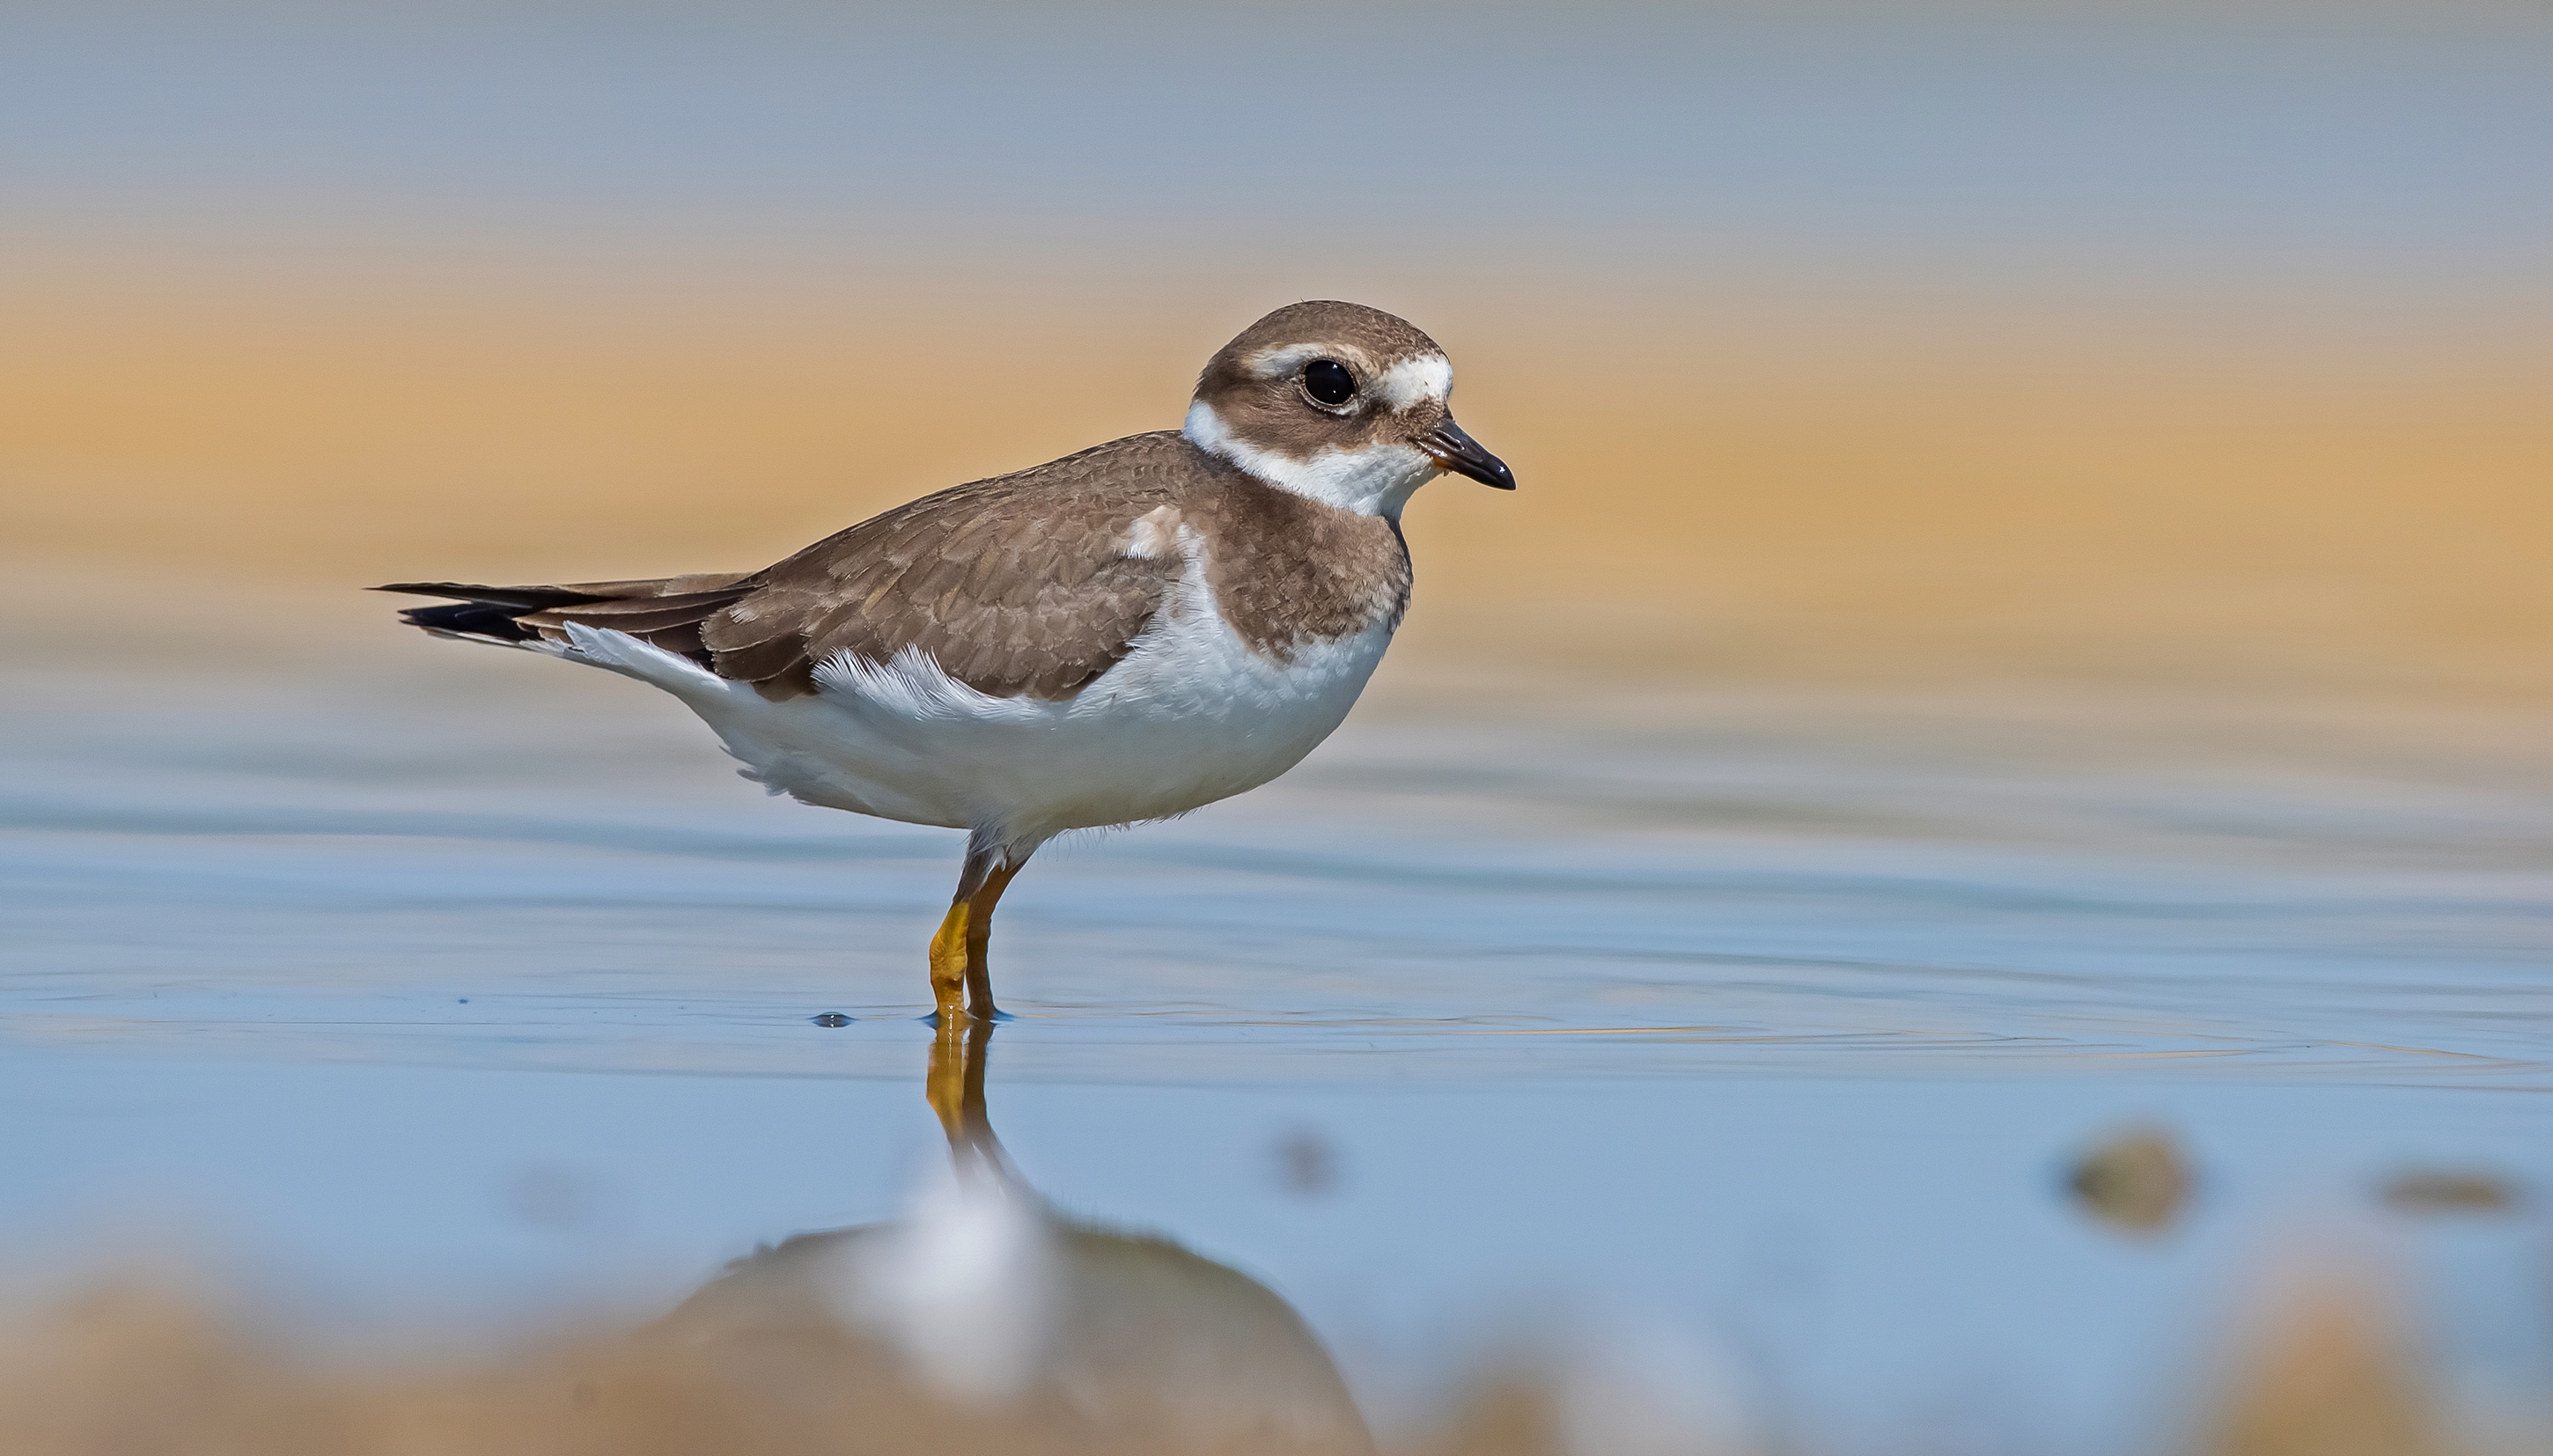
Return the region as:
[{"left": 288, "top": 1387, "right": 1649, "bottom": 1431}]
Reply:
[{"left": 553, "top": 563, "right": 1394, "bottom": 855}]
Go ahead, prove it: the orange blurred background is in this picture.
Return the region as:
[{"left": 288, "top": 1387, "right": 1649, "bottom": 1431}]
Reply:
[{"left": 4, "top": 2, "right": 2549, "bottom": 692}]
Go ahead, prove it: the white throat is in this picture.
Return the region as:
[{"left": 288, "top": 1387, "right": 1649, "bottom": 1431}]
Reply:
[{"left": 1182, "top": 402, "right": 1438, "bottom": 518}]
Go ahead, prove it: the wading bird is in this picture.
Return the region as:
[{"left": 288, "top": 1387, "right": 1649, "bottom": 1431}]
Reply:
[{"left": 381, "top": 302, "right": 1513, "bottom": 1025}]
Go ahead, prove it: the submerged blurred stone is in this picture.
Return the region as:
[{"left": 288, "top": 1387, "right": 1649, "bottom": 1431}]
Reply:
[
  {"left": 1276, "top": 1129, "right": 1337, "bottom": 1198},
  {"left": 2377, "top": 1169, "right": 2518, "bottom": 1215},
  {"left": 2065, "top": 1126, "right": 2192, "bottom": 1235},
  {"left": 502, "top": 1161, "right": 600, "bottom": 1232}
]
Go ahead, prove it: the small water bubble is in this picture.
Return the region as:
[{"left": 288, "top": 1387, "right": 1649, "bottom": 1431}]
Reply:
[
  {"left": 504, "top": 1163, "right": 599, "bottom": 1232},
  {"left": 812, "top": 1012, "right": 853, "bottom": 1027}
]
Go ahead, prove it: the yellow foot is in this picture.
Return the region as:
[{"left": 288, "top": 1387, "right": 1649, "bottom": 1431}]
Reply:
[{"left": 927, "top": 900, "right": 971, "bottom": 1026}]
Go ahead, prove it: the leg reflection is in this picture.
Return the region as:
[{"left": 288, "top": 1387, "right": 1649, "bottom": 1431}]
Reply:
[{"left": 924, "top": 1011, "right": 1004, "bottom": 1171}]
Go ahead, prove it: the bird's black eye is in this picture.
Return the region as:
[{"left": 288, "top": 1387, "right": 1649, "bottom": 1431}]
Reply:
[{"left": 1302, "top": 359, "right": 1356, "bottom": 407}]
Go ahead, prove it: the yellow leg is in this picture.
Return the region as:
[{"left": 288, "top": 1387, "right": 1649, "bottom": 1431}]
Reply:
[
  {"left": 963, "top": 863, "right": 1020, "bottom": 1020},
  {"left": 927, "top": 900, "right": 971, "bottom": 1027}
]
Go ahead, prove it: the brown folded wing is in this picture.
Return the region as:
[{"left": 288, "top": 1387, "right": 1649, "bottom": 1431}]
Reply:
[
  {"left": 687, "top": 434, "right": 1190, "bottom": 700},
  {"left": 388, "top": 431, "right": 1202, "bottom": 702}
]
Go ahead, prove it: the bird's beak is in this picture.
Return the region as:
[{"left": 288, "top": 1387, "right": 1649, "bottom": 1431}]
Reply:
[{"left": 1418, "top": 417, "right": 1516, "bottom": 490}]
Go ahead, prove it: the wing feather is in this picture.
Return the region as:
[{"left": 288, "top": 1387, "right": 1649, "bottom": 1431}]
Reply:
[
  {"left": 386, "top": 433, "right": 1213, "bottom": 702},
  {"left": 697, "top": 432, "right": 1201, "bottom": 700}
]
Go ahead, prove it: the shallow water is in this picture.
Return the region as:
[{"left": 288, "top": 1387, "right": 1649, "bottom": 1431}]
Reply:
[{"left": 4, "top": 591, "right": 2551, "bottom": 1452}]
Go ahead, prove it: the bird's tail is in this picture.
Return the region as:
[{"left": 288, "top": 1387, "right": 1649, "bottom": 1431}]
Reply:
[{"left": 374, "top": 574, "right": 757, "bottom": 666}]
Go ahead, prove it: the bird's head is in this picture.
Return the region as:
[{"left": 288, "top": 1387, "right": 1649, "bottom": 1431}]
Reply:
[{"left": 1182, "top": 300, "right": 1514, "bottom": 518}]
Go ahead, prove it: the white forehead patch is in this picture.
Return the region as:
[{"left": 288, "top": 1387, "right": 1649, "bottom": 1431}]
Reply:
[{"left": 1372, "top": 354, "right": 1453, "bottom": 413}]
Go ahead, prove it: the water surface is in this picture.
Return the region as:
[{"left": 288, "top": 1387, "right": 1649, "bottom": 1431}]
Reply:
[{"left": 4, "top": 588, "right": 2549, "bottom": 1451}]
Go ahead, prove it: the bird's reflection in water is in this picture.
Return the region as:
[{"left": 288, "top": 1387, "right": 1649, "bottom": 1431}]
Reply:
[{"left": 658, "top": 1019, "right": 1377, "bottom": 1456}]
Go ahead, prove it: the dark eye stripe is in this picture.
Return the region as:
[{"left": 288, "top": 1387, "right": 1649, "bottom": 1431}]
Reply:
[{"left": 1302, "top": 359, "right": 1355, "bottom": 407}]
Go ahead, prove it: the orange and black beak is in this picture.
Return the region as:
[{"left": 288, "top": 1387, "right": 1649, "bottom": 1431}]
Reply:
[{"left": 1419, "top": 417, "right": 1516, "bottom": 490}]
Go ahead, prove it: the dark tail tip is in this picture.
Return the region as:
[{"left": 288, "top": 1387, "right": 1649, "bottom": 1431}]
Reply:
[{"left": 395, "top": 600, "right": 541, "bottom": 641}]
